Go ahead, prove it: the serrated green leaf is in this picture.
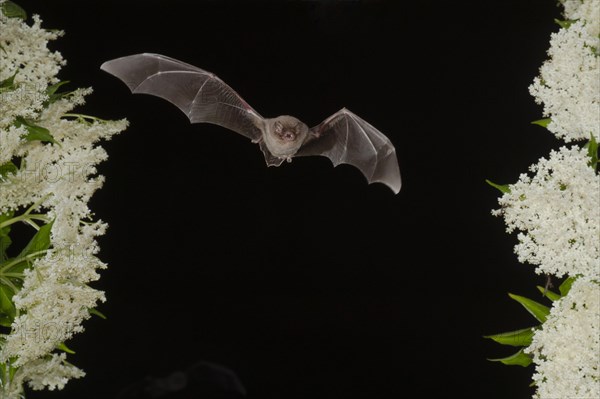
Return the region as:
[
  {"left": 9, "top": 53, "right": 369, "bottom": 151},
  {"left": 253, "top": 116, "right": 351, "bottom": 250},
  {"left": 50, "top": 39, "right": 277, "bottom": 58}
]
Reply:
[
  {"left": 488, "top": 349, "right": 532, "bottom": 367},
  {"left": 15, "top": 117, "right": 57, "bottom": 145},
  {"left": 531, "top": 118, "right": 551, "bottom": 128},
  {"left": 0, "top": 285, "right": 15, "bottom": 319},
  {"left": 486, "top": 179, "right": 511, "bottom": 194},
  {"left": 17, "top": 220, "right": 53, "bottom": 259},
  {"left": 0, "top": 1, "right": 26, "bottom": 20},
  {"left": 536, "top": 286, "right": 561, "bottom": 301},
  {"left": 89, "top": 308, "right": 107, "bottom": 319},
  {"left": 56, "top": 342, "right": 75, "bottom": 354},
  {"left": 484, "top": 327, "right": 534, "bottom": 347},
  {"left": 509, "top": 293, "right": 550, "bottom": 323},
  {"left": 559, "top": 277, "right": 576, "bottom": 297}
]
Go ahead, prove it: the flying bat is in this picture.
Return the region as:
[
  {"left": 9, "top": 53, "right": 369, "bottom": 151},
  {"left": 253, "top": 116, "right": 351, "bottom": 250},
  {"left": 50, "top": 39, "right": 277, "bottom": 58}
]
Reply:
[{"left": 100, "top": 53, "right": 401, "bottom": 193}]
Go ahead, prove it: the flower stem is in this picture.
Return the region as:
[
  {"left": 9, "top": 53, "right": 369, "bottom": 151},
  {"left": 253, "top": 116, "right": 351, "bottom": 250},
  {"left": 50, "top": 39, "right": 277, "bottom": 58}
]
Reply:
[
  {"left": 0, "top": 214, "right": 50, "bottom": 230},
  {"left": 0, "top": 277, "right": 19, "bottom": 294},
  {"left": 0, "top": 250, "right": 48, "bottom": 274},
  {"left": 62, "top": 113, "right": 109, "bottom": 123}
]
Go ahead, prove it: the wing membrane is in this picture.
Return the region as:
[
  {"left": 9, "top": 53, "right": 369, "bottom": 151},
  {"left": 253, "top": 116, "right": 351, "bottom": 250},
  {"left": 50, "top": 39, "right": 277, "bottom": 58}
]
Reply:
[
  {"left": 298, "top": 108, "right": 401, "bottom": 193},
  {"left": 101, "top": 53, "right": 263, "bottom": 140}
]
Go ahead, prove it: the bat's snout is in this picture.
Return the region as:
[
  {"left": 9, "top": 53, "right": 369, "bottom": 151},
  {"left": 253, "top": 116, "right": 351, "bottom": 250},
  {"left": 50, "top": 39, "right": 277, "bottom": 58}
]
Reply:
[{"left": 281, "top": 131, "right": 296, "bottom": 141}]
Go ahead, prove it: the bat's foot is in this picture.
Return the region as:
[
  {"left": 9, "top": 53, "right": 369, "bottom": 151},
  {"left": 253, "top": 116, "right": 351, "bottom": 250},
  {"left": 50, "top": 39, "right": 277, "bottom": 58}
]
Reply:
[{"left": 251, "top": 137, "right": 262, "bottom": 144}]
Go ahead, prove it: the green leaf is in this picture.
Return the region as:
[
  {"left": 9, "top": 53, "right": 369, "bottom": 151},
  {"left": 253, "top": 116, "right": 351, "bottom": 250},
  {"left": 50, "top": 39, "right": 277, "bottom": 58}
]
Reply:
[
  {"left": 0, "top": 161, "right": 17, "bottom": 179},
  {"left": 531, "top": 118, "right": 551, "bottom": 128},
  {"left": 0, "top": 285, "right": 16, "bottom": 319},
  {"left": 486, "top": 179, "right": 511, "bottom": 194},
  {"left": 488, "top": 349, "right": 532, "bottom": 367},
  {"left": 17, "top": 220, "right": 53, "bottom": 259},
  {"left": 45, "top": 81, "right": 72, "bottom": 105},
  {"left": 89, "top": 308, "right": 107, "bottom": 319},
  {"left": 0, "top": 314, "right": 13, "bottom": 327},
  {"left": 0, "top": 211, "right": 15, "bottom": 262},
  {"left": 56, "top": 342, "right": 75, "bottom": 354},
  {"left": 0, "top": 72, "right": 17, "bottom": 93},
  {"left": 559, "top": 277, "right": 576, "bottom": 297},
  {"left": 585, "top": 134, "right": 598, "bottom": 171},
  {"left": 508, "top": 293, "right": 550, "bottom": 323},
  {"left": 5, "top": 259, "right": 28, "bottom": 275},
  {"left": 554, "top": 18, "right": 577, "bottom": 29},
  {"left": 0, "top": 1, "right": 26, "bottom": 20},
  {"left": 0, "top": 235, "right": 11, "bottom": 264},
  {"left": 15, "top": 117, "right": 57, "bottom": 145},
  {"left": 24, "top": 126, "right": 56, "bottom": 144},
  {"left": 536, "top": 286, "right": 561, "bottom": 301},
  {"left": 484, "top": 327, "right": 534, "bottom": 347}
]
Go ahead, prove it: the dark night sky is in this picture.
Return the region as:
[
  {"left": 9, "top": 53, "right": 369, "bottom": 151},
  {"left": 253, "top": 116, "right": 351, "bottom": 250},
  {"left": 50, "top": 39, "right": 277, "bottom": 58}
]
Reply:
[{"left": 14, "top": 1, "right": 563, "bottom": 398}]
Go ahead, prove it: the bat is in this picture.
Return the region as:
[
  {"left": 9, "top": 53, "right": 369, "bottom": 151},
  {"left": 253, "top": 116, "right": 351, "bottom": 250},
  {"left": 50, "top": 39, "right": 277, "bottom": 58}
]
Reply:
[{"left": 100, "top": 53, "right": 401, "bottom": 193}]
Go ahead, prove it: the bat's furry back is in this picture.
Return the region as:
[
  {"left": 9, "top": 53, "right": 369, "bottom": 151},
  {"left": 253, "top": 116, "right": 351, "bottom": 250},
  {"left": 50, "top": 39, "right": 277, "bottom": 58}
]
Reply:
[{"left": 101, "top": 53, "right": 401, "bottom": 193}]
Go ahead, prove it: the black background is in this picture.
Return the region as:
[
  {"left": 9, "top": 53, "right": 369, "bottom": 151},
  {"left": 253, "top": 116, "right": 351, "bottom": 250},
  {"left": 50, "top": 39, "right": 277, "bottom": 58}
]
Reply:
[{"left": 12, "top": 1, "right": 564, "bottom": 398}]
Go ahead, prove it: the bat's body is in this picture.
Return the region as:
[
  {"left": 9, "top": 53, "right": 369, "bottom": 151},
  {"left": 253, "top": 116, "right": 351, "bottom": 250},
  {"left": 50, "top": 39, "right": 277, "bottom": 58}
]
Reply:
[
  {"left": 101, "top": 53, "right": 401, "bottom": 193},
  {"left": 256, "top": 115, "right": 310, "bottom": 164}
]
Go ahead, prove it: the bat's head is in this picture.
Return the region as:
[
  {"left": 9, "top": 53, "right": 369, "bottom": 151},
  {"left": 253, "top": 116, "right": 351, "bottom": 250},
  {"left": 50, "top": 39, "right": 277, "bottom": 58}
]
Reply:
[
  {"left": 264, "top": 116, "right": 309, "bottom": 158},
  {"left": 271, "top": 116, "right": 308, "bottom": 142}
]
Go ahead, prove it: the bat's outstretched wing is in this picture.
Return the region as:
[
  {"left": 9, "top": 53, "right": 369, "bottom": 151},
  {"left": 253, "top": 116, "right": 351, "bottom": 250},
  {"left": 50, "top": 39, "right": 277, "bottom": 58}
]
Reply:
[
  {"left": 297, "top": 108, "right": 401, "bottom": 194},
  {"left": 100, "top": 53, "right": 263, "bottom": 140}
]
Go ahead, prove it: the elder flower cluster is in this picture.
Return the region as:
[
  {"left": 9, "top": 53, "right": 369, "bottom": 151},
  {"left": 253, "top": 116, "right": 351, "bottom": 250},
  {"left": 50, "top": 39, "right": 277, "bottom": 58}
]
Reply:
[
  {"left": 527, "top": 278, "right": 600, "bottom": 399},
  {"left": 529, "top": 0, "right": 600, "bottom": 142},
  {"left": 493, "top": 146, "right": 599, "bottom": 280},
  {"left": 0, "top": 2, "right": 126, "bottom": 397},
  {"left": 494, "top": 0, "right": 600, "bottom": 397}
]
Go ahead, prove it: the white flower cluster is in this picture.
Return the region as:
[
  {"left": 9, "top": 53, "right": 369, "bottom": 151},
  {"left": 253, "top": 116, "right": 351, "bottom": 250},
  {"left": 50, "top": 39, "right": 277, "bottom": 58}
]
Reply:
[
  {"left": 529, "top": 0, "right": 600, "bottom": 142},
  {"left": 493, "top": 146, "right": 600, "bottom": 280},
  {"left": 4, "top": 353, "right": 85, "bottom": 397},
  {"left": 494, "top": 1, "right": 600, "bottom": 397},
  {"left": 0, "top": 5, "right": 64, "bottom": 156},
  {"left": 0, "top": 3, "right": 127, "bottom": 396},
  {"left": 526, "top": 279, "right": 600, "bottom": 399}
]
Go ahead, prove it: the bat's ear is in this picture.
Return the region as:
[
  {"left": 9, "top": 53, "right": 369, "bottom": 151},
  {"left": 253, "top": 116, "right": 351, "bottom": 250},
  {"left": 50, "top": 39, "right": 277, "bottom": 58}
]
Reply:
[{"left": 273, "top": 121, "right": 283, "bottom": 134}]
